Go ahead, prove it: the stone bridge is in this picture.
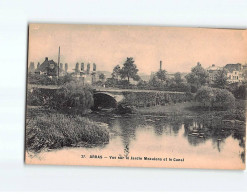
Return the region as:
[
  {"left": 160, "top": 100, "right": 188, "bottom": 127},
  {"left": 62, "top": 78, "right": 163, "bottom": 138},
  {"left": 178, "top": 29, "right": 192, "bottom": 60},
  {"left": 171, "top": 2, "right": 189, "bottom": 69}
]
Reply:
[
  {"left": 28, "top": 85, "right": 189, "bottom": 109},
  {"left": 93, "top": 88, "right": 188, "bottom": 109}
]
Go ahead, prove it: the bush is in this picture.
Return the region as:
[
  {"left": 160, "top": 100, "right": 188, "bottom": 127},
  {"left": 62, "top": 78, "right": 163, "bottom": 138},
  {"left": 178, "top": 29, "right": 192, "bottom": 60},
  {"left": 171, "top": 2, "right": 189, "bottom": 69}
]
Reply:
[
  {"left": 230, "top": 84, "right": 247, "bottom": 100},
  {"left": 105, "top": 78, "right": 118, "bottom": 87},
  {"left": 195, "top": 86, "right": 235, "bottom": 110},
  {"left": 215, "top": 88, "right": 235, "bottom": 108},
  {"left": 51, "top": 81, "right": 94, "bottom": 113},
  {"left": 28, "top": 73, "right": 74, "bottom": 86},
  {"left": 27, "top": 81, "right": 94, "bottom": 114},
  {"left": 26, "top": 88, "right": 43, "bottom": 106},
  {"left": 195, "top": 86, "right": 215, "bottom": 107},
  {"left": 28, "top": 74, "right": 56, "bottom": 85},
  {"left": 57, "top": 74, "right": 74, "bottom": 85},
  {"left": 26, "top": 114, "right": 109, "bottom": 152},
  {"left": 27, "top": 88, "right": 58, "bottom": 106}
]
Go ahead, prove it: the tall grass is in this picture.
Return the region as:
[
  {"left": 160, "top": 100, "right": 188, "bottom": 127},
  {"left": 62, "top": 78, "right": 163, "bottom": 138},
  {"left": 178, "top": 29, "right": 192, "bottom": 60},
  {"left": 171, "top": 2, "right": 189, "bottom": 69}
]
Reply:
[{"left": 26, "top": 114, "right": 109, "bottom": 152}]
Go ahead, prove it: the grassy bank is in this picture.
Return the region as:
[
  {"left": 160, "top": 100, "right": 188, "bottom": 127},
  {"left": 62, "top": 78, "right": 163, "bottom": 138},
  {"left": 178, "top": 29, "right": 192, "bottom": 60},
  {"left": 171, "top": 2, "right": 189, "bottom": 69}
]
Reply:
[
  {"left": 137, "top": 101, "right": 246, "bottom": 122},
  {"left": 137, "top": 102, "right": 198, "bottom": 116},
  {"left": 26, "top": 113, "right": 109, "bottom": 152}
]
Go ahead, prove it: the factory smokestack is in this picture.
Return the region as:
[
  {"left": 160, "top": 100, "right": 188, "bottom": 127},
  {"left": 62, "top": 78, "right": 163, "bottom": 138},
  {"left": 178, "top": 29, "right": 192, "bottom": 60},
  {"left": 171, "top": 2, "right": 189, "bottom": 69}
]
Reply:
[
  {"left": 93, "top": 63, "right": 96, "bottom": 71},
  {"left": 81, "top": 63, "right": 84, "bottom": 71},
  {"left": 65, "top": 63, "right": 68, "bottom": 73}
]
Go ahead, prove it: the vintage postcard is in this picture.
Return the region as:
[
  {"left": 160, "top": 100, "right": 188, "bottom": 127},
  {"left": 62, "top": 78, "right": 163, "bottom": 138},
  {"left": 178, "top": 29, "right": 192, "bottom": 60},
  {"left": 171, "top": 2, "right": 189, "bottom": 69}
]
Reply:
[{"left": 25, "top": 24, "right": 246, "bottom": 169}]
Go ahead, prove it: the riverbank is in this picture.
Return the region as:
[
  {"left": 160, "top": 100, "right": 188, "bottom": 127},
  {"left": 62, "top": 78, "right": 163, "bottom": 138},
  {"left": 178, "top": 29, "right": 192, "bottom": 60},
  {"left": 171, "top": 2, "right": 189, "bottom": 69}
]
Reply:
[
  {"left": 25, "top": 110, "right": 109, "bottom": 152},
  {"left": 136, "top": 101, "right": 246, "bottom": 122},
  {"left": 137, "top": 102, "right": 197, "bottom": 116}
]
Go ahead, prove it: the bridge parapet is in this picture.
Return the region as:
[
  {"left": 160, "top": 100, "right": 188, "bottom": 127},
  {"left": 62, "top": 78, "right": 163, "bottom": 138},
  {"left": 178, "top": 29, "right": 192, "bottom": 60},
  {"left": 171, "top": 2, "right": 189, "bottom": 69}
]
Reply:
[{"left": 94, "top": 88, "right": 192, "bottom": 108}]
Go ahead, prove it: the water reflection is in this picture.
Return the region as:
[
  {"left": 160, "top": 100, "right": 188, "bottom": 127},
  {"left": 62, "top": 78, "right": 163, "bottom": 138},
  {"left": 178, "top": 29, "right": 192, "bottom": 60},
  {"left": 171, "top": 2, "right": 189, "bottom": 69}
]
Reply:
[{"left": 89, "top": 112, "right": 246, "bottom": 164}]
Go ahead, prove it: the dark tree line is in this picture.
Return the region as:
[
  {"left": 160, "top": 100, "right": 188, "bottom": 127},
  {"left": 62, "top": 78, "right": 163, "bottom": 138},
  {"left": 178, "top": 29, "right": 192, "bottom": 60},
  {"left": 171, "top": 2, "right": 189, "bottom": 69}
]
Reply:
[{"left": 105, "top": 57, "right": 140, "bottom": 88}]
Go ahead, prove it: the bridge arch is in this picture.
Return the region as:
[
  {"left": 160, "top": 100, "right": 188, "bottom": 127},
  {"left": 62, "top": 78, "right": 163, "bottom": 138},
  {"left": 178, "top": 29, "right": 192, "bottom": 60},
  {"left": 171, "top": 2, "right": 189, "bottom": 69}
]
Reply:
[{"left": 93, "top": 92, "right": 123, "bottom": 110}]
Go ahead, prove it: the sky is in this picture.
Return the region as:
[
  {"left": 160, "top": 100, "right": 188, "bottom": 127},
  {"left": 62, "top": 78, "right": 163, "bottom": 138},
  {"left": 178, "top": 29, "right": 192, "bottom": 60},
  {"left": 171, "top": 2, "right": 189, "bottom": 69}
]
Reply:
[{"left": 28, "top": 24, "right": 247, "bottom": 74}]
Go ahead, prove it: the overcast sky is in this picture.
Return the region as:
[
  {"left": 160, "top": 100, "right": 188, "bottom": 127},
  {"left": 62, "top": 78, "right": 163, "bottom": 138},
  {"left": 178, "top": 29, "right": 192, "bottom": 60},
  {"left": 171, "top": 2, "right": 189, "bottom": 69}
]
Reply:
[{"left": 28, "top": 24, "right": 247, "bottom": 74}]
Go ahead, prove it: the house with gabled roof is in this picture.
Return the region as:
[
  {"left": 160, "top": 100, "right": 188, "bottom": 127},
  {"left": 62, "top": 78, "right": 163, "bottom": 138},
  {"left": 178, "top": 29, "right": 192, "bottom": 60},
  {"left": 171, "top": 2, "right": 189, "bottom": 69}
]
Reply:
[{"left": 35, "top": 57, "right": 58, "bottom": 76}]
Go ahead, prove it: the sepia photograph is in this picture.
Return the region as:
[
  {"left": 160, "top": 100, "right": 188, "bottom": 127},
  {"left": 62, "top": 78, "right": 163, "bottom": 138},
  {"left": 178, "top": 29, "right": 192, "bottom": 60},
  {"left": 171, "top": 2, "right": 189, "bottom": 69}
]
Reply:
[{"left": 25, "top": 24, "right": 246, "bottom": 169}]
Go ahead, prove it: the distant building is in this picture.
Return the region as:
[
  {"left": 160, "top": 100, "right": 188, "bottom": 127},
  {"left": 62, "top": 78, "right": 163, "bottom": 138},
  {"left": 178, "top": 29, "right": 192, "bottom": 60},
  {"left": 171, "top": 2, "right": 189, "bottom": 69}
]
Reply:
[
  {"left": 29, "top": 62, "right": 35, "bottom": 73},
  {"left": 59, "top": 63, "right": 67, "bottom": 76},
  {"left": 35, "top": 57, "right": 58, "bottom": 76},
  {"left": 226, "top": 70, "right": 244, "bottom": 83},
  {"left": 242, "top": 64, "right": 247, "bottom": 70},
  {"left": 65, "top": 63, "right": 68, "bottom": 73},
  {"left": 224, "top": 63, "right": 244, "bottom": 84},
  {"left": 206, "top": 64, "right": 223, "bottom": 84},
  {"left": 72, "top": 62, "right": 98, "bottom": 84},
  {"left": 241, "top": 64, "right": 247, "bottom": 81}
]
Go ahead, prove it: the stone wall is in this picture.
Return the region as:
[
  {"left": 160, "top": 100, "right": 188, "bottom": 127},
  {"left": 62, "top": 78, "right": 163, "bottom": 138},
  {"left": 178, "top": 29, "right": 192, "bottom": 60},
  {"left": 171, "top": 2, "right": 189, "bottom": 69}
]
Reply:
[{"left": 121, "top": 91, "right": 193, "bottom": 107}]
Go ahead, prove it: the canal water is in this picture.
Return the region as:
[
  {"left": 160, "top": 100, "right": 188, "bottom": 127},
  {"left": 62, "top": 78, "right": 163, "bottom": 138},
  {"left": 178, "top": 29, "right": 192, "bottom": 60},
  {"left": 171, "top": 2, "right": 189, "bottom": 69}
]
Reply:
[{"left": 27, "top": 112, "right": 246, "bottom": 169}]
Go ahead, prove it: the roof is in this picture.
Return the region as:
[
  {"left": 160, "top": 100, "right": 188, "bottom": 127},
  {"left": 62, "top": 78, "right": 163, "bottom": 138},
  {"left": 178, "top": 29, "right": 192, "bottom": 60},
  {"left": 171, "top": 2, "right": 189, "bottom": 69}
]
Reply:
[
  {"left": 224, "top": 63, "right": 242, "bottom": 72},
  {"left": 35, "top": 57, "right": 58, "bottom": 76},
  {"left": 206, "top": 64, "right": 222, "bottom": 71}
]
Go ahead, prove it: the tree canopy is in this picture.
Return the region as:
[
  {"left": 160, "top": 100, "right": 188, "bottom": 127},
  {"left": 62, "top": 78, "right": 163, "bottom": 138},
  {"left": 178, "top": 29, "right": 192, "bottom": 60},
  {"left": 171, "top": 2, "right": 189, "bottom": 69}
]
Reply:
[
  {"left": 99, "top": 73, "right": 105, "bottom": 82},
  {"left": 155, "top": 69, "right": 167, "bottom": 81},
  {"left": 185, "top": 62, "right": 209, "bottom": 91},
  {"left": 174, "top": 72, "right": 183, "bottom": 84},
  {"left": 213, "top": 69, "right": 228, "bottom": 89},
  {"left": 120, "top": 57, "right": 140, "bottom": 83},
  {"left": 112, "top": 65, "right": 121, "bottom": 80},
  {"left": 195, "top": 86, "right": 235, "bottom": 110}
]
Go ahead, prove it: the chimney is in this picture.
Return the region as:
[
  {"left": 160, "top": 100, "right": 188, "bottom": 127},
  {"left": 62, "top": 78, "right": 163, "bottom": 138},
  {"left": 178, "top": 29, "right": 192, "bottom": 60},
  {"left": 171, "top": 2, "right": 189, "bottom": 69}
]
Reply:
[
  {"left": 60, "top": 63, "right": 63, "bottom": 70},
  {"left": 65, "top": 63, "right": 68, "bottom": 72},
  {"left": 45, "top": 57, "right": 48, "bottom": 61},
  {"left": 93, "top": 63, "right": 96, "bottom": 71},
  {"left": 87, "top": 63, "right": 90, "bottom": 74},
  {"left": 81, "top": 63, "right": 84, "bottom": 71},
  {"left": 160, "top": 61, "right": 162, "bottom": 70},
  {"left": 75, "top": 62, "right": 79, "bottom": 73}
]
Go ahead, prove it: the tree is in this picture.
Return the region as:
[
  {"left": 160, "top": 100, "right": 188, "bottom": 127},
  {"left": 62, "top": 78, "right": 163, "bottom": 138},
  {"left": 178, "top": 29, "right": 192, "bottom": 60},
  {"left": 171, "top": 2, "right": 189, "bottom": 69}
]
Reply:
[
  {"left": 156, "top": 69, "right": 167, "bottom": 81},
  {"left": 149, "top": 75, "right": 164, "bottom": 89},
  {"left": 58, "top": 74, "right": 74, "bottom": 85},
  {"left": 105, "top": 77, "right": 118, "bottom": 88},
  {"left": 195, "top": 86, "right": 235, "bottom": 110},
  {"left": 120, "top": 57, "right": 139, "bottom": 83},
  {"left": 174, "top": 72, "right": 183, "bottom": 85},
  {"left": 166, "top": 78, "right": 177, "bottom": 89},
  {"left": 213, "top": 69, "right": 228, "bottom": 89},
  {"left": 137, "top": 79, "right": 149, "bottom": 89},
  {"left": 215, "top": 88, "right": 235, "bottom": 109},
  {"left": 185, "top": 62, "right": 209, "bottom": 91},
  {"left": 228, "top": 83, "right": 247, "bottom": 100},
  {"left": 51, "top": 81, "right": 94, "bottom": 113},
  {"left": 99, "top": 73, "right": 105, "bottom": 82},
  {"left": 112, "top": 65, "right": 121, "bottom": 80},
  {"left": 195, "top": 86, "right": 215, "bottom": 109}
]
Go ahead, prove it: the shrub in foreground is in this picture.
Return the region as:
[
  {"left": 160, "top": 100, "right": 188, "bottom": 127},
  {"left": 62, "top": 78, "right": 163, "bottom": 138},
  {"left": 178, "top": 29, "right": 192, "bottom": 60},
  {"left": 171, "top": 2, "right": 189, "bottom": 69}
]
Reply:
[
  {"left": 26, "top": 114, "right": 109, "bottom": 152},
  {"left": 55, "top": 81, "right": 94, "bottom": 112},
  {"left": 195, "top": 86, "right": 235, "bottom": 110}
]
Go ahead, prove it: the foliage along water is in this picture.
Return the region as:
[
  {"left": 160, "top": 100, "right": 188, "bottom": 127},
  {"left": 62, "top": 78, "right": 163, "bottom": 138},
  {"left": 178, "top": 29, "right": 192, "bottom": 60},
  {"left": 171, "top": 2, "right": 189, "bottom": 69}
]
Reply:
[{"left": 28, "top": 110, "right": 246, "bottom": 169}]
